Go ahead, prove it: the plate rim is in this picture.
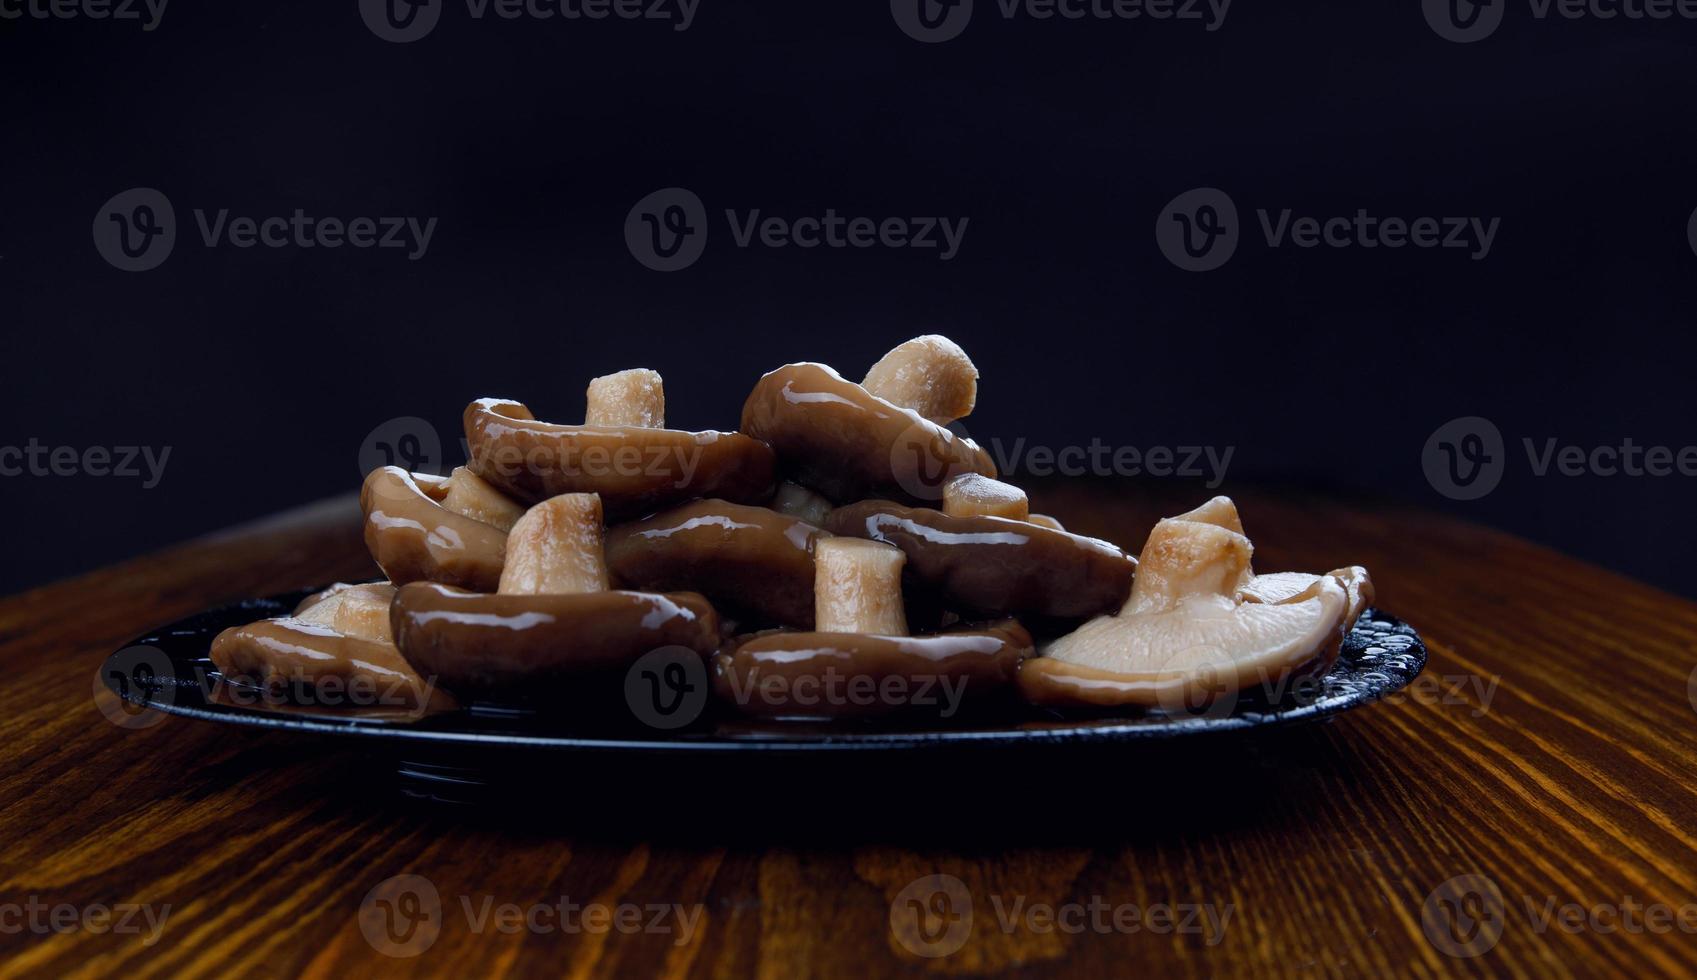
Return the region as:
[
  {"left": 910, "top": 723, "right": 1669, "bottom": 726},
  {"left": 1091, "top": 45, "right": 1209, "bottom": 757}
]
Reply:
[{"left": 106, "top": 588, "right": 1429, "bottom": 754}]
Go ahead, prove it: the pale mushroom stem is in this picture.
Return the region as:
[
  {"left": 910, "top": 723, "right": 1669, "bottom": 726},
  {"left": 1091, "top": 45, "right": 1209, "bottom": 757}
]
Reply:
[
  {"left": 497, "top": 493, "right": 611, "bottom": 596},
  {"left": 943, "top": 473, "right": 1030, "bottom": 521},
  {"left": 440, "top": 465, "right": 526, "bottom": 532},
  {"left": 771, "top": 481, "right": 833, "bottom": 526},
  {"left": 862, "top": 335, "right": 979, "bottom": 426},
  {"left": 585, "top": 368, "right": 665, "bottom": 428},
  {"left": 814, "top": 538, "right": 909, "bottom": 636},
  {"left": 294, "top": 583, "right": 398, "bottom": 643}
]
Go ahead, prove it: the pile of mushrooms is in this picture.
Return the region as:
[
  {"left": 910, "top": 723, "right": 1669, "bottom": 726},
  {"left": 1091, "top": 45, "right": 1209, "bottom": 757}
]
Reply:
[{"left": 211, "top": 337, "right": 1374, "bottom": 723}]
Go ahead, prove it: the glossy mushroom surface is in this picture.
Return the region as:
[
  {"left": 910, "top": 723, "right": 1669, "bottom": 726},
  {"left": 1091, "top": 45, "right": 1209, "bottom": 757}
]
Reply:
[
  {"left": 463, "top": 397, "right": 776, "bottom": 520},
  {"left": 361, "top": 466, "right": 508, "bottom": 592},
  {"left": 1019, "top": 500, "right": 1357, "bottom": 714},
  {"left": 210, "top": 586, "right": 452, "bottom": 715},
  {"left": 389, "top": 581, "right": 720, "bottom": 698},
  {"left": 825, "top": 500, "right": 1137, "bottom": 623},
  {"left": 711, "top": 619, "right": 1033, "bottom": 719},
  {"left": 740, "top": 363, "right": 995, "bottom": 505},
  {"left": 605, "top": 499, "right": 830, "bottom": 628}
]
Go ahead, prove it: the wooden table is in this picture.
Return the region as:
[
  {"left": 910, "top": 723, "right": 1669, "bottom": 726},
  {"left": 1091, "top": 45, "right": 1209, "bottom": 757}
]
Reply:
[{"left": 3, "top": 482, "right": 1695, "bottom": 978}]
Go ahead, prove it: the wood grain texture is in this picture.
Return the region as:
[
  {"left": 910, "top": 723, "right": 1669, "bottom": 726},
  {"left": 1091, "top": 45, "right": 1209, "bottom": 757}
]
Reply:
[{"left": 2, "top": 481, "right": 1696, "bottom": 978}]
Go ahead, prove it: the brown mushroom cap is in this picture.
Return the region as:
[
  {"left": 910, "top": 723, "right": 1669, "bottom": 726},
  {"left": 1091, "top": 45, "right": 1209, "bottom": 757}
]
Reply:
[
  {"left": 711, "top": 619, "right": 1033, "bottom": 719},
  {"left": 209, "top": 617, "right": 450, "bottom": 714},
  {"left": 463, "top": 397, "right": 776, "bottom": 521},
  {"left": 361, "top": 466, "right": 507, "bottom": 592},
  {"left": 824, "top": 500, "right": 1136, "bottom": 624},
  {"left": 740, "top": 363, "right": 996, "bottom": 505},
  {"left": 605, "top": 499, "right": 830, "bottom": 628},
  {"left": 389, "top": 581, "right": 721, "bottom": 698}
]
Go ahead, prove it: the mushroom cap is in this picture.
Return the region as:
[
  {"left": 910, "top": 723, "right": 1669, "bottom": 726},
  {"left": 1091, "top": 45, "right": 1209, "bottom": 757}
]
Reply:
[
  {"left": 605, "top": 499, "right": 830, "bottom": 628},
  {"left": 824, "top": 500, "right": 1136, "bottom": 624},
  {"left": 711, "top": 619, "right": 1033, "bottom": 719},
  {"left": 1239, "top": 565, "right": 1377, "bottom": 672},
  {"left": 463, "top": 397, "right": 776, "bottom": 521},
  {"left": 361, "top": 466, "right": 508, "bottom": 593},
  {"left": 1237, "top": 571, "right": 1321, "bottom": 605},
  {"left": 389, "top": 581, "right": 721, "bottom": 699},
  {"left": 210, "top": 616, "right": 450, "bottom": 714},
  {"left": 740, "top": 362, "right": 995, "bottom": 505},
  {"left": 1022, "top": 587, "right": 1348, "bottom": 712},
  {"left": 1021, "top": 503, "right": 1353, "bottom": 712}
]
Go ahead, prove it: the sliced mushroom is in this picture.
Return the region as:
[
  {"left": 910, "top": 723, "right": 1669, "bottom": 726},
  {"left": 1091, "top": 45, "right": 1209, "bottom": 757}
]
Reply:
[
  {"left": 464, "top": 397, "right": 775, "bottom": 520},
  {"left": 211, "top": 582, "right": 452, "bottom": 714},
  {"left": 390, "top": 582, "right": 720, "bottom": 699},
  {"left": 942, "top": 473, "right": 1029, "bottom": 521},
  {"left": 740, "top": 361, "right": 995, "bottom": 505},
  {"left": 825, "top": 500, "right": 1136, "bottom": 625},
  {"left": 861, "top": 335, "right": 979, "bottom": 426},
  {"left": 1018, "top": 499, "right": 1364, "bottom": 712},
  {"left": 361, "top": 466, "right": 507, "bottom": 593},
  {"left": 605, "top": 499, "right": 829, "bottom": 628}
]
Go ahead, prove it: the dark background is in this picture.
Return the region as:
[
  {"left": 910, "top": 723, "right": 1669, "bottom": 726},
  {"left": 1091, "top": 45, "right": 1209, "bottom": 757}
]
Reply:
[{"left": 2, "top": 1, "right": 1695, "bottom": 597}]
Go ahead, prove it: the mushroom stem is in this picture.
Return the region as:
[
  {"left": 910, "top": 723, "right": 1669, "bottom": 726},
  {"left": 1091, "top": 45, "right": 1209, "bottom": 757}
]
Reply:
[
  {"left": 586, "top": 368, "right": 665, "bottom": 428},
  {"left": 943, "top": 473, "right": 1029, "bottom": 521},
  {"left": 440, "top": 466, "right": 526, "bottom": 533},
  {"left": 295, "top": 582, "right": 398, "bottom": 643},
  {"left": 497, "top": 492, "right": 611, "bottom": 596},
  {"left": 770, "top": 481, "right": 833, "bottom": 526},
  {"left": 814, "top": 538, "right": 909, "bottom": 636},
  {"left": 1129, "top": 515, "right": 1253, "bottom": 613},
  {"left": 862, "top": 335, "right": 979, "bottom": 425}
]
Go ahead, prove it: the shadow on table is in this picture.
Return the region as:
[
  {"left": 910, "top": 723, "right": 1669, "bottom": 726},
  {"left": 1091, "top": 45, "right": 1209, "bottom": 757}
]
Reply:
[{"left": 335, "top": 720, "right": 1363, "bottom": 847}]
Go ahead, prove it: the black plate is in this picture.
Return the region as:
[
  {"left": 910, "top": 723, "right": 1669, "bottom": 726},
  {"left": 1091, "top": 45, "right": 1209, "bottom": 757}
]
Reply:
[{"left": 101, "top": 588, "right": 1427, "bottom": 757}]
